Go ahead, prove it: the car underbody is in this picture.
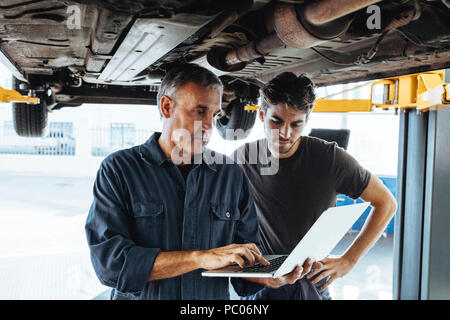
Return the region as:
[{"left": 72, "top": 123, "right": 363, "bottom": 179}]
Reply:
[{"left": 1, "top": 0, "right": 450, "bottom": 136}]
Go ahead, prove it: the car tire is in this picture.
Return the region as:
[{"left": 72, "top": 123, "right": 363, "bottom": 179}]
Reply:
[
  {"left": 215, "top": 98, "right": 256, "bottom": 140},
  {"left": 11, "top": 77, "right": 48, "bottom": 137}
]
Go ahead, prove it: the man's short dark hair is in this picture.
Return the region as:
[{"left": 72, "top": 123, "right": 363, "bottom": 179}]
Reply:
[
  {"left": 261, "top": 72, "right": 316, "bottom": 114},
  {"left": 157, "top": 63, "right": 223, "bottom": 116}
]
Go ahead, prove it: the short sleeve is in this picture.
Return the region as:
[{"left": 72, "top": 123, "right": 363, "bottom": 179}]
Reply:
[{"left": 333, "top": 144, "right": 371, "bottom": 199}]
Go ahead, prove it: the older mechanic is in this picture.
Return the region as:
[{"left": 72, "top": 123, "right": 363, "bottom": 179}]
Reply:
[{"left": 85, "top": 63, "right": 307, "bottom": 300}]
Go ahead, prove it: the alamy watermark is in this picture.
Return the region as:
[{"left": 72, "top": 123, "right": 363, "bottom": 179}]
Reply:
[
  {"left": 366, "top": 5, "right": 381, "bottom": 30},
  {"left": 66, "top": 5, "right": 81, "bottom": 30},
  {"left": 170, "top": 121, "right": 279, "bottom": 175}
]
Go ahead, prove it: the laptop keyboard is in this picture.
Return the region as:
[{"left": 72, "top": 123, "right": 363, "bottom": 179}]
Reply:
[{"left": 240, "top": 256, "right": 288, "bottom": 273}]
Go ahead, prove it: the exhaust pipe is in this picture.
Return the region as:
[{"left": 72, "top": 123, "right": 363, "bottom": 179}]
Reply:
[
  {"left": 304, "top": 0, "right": 382, "bottom": 25},
  {"left": 208, "top": 0, "right": 383, "bottom": 71}
]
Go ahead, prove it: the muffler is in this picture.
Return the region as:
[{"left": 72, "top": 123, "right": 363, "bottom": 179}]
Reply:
[{"left": 207, "top": 0, "right": 382, "bottom": 71}]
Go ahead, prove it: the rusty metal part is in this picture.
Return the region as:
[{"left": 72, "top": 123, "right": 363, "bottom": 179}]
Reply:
[
  {"left": 296, "top": 6, "right": 354, "bottom": 40},
  {"left": 385, "top": 7, "right": 416, "bottom": 31},
  {"left": 353, "top": 7, "right": 418, "bottom": 64},
  {"left": 210, "top": 11, "right": 243, "bottom": 38},
  {"left": 255, "top": 34, "right": 450, "bottom": 87},
  {"left": 211, "top": 3, "right": 324, "bottom": 71},
  {"left": 273, "top": 4, "right": 325, "bottom": 49},
  {"left": 207, "top": 47, "right": 248, "bottom": 72},
  {"left": 211, "top": 0, "right": 385, "bottom": 71},
  {"left": 312, "top": 4, "right": 418, "bottom": 68},
  {"left": 303, "top": 0, "right": 382, "bottom": 26},
  {"left": 209, "top": 1, "right": 253, "bottom": 38},
  {"left": 224, "top": 32, "right": 284, "bottom": 66}
]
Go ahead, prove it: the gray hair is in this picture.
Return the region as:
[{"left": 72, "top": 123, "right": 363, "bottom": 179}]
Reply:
[{"left": 157, "top": 63, "right": 223, "bottom": 116}]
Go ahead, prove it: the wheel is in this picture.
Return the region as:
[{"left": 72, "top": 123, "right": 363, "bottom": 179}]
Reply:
[
  {"left": 215, "top": 98, "right": 257, "bottom": 140},
  {"left": 11, "top": 77, "right": 48, "bottom": 137}
]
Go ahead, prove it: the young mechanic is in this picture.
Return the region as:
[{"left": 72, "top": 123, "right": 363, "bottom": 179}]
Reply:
[
  {"left": 85, "top": 64, "right": 308, "bottom": 300},
  {"left": 234, "top": 72, "right": 397, "bottom": 300}
]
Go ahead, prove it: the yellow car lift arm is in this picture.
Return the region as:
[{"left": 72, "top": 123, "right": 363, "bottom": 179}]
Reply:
[
  {"left": 0, "top": 86, "right": 40, "bottom": 104},
  {"left": 313, "top": 70, "right": 450, "bottom": 113},
  {"left": 245, "top": 70, "right": 449, "bottom": 113}
]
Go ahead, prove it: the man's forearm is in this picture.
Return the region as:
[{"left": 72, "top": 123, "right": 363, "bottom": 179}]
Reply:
[
  {"left": 148, "top": 250, "right": 201, "bottom": 281},
  {"left": 307, "top": 175, "right": 398, "bottom": 289},
  {"left": 343, "top": 201, "right": 396, "bottom": 265},
  {"left": 343, "top": 173, "right": 398, "bottom": 265},
  {"left": 147, "top": 243, "right": 265, "bottom": 282}
]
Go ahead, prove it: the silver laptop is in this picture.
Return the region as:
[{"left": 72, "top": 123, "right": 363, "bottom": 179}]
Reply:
[{"left": 202, "top": 202, "right": 370, "bottom": 278}]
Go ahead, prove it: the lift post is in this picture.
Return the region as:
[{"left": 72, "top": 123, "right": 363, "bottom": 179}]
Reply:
[{"left": 311, "top": 69, "right": 450, "bottom": 300}]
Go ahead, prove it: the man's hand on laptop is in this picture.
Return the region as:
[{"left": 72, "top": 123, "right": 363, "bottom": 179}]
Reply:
[
  {"left": 301, "top": 258, "right": 324, "bottom": 279},
  {"left": 245, "top": 258, "right": 323, "bottom": 288},
  {"left": 245, "top": 266, "right": 304, "bottom": 288},
  {"left": 306, "top": 255, "right": 354, "bottom": 289},
  {"left": 198, "top": 243, "right": 270, "bottom": 270}
]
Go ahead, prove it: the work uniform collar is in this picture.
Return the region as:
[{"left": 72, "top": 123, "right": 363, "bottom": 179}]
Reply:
[{"left": 139, "top": 132, "right": 217, "bottom": 171}]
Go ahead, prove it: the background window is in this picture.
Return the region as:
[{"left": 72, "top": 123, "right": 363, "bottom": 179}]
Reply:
[
  {"left": 110, "top": 123, "right": 136, "bottom": 150},
  {"left": 0, "top": 121, "right": 75, "bottom": 156}
]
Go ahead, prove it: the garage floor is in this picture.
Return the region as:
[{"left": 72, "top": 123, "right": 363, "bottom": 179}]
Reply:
[{"left": 0, "top": 174, "right": 394, "bottom": 300}]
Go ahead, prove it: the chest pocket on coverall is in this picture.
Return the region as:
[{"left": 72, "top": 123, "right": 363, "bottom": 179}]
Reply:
[{"left": 209, "top": 203, "right": 241, "bottom": 248}]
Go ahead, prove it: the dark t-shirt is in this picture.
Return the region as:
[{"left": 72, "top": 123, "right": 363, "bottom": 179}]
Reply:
[{"left": 233, "top": 136, "right": 371, "bottom": 255}]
